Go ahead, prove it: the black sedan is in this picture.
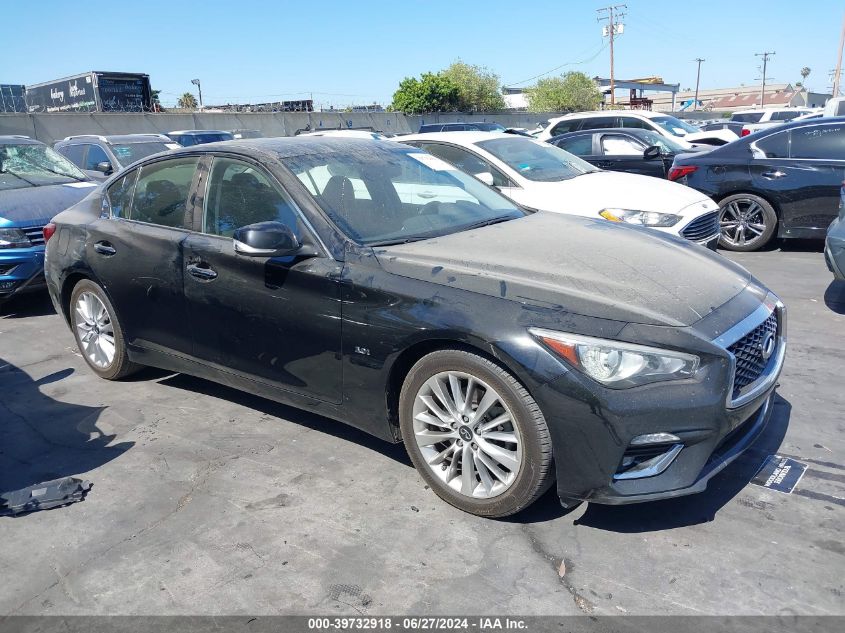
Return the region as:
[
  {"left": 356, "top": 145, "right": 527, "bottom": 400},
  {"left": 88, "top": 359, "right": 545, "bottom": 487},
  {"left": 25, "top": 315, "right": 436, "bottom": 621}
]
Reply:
[
  {"left": 669, "top": 117, "right": 845, "bottom": 251},
  {"left": 44, "top": 138, "right": 785, "bottom": 517},
  {"left": 547, "top": 128, "right": 706, "bottom": 179}
]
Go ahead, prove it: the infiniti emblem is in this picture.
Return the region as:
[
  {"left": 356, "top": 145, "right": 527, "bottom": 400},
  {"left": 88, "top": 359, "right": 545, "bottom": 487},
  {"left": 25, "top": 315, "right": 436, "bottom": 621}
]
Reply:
[
  {"left": 760, "top": 331, "right": 776, "bottom": 361},
  {"left": 458, "top": 425, "right": 473, "bottom": 442}
]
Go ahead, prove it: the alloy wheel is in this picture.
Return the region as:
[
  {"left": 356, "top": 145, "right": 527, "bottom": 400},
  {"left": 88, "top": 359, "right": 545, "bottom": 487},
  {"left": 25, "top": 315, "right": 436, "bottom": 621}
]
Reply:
[
  {"left": 73, "top": 291, "right": 116, "bottom": 369},
  {"left": 412, "top": 371, "right": 523, "bottom": 499},
  {"left": 719, "top": 198, "right": 769, "bottom": 248}
]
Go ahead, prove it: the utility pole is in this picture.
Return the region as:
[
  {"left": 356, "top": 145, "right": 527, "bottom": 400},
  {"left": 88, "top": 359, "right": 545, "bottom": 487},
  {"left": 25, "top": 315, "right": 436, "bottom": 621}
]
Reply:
[
  {"left": 597, "top": 4, "right": 627, "bottom": 106},
  {"left": 191, "top": 78, "right": 203, "bottom": 109},
  {"left": 693, "top": 58, "right": 705, "bottom": 110},
  {"left": 755, "top": 52, "right": 775, "bottom": 107},
  {"left": 833, "top": 11, "right": 845, "bottom": 96}
]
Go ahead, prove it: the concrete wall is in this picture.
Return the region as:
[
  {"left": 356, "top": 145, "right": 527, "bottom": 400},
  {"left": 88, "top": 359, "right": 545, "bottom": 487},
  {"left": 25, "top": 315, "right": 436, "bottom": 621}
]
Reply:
[
  {"left": 0, "top": 111, "right": 414, "bottom": 145},
  {"left": 0, "top": 110, "right": 731, "bottom": 144}
]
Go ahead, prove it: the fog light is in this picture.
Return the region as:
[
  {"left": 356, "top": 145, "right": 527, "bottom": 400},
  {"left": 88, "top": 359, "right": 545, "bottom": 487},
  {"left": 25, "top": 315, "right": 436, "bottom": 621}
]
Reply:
[
  {"left": 0, "top": 280, "right": 18, "bottom": 290},
  {"left": 614, "top": 442, "right": 684, "bottom": 480},
  {"left": 630, "top": 432, "right": 681, "bottom": 446}
]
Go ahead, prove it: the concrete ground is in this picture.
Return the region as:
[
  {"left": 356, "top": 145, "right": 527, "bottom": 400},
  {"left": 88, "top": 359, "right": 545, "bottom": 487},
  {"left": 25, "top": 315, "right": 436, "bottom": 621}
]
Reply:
[{"left": 0, "top": 243, "right": 842, "bottom": 616}]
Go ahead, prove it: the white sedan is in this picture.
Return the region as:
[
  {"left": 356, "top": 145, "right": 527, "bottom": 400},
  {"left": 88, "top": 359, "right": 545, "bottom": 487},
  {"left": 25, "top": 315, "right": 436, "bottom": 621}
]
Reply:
[{"left": 399, "top": 132, "right": 721, "bottom": 248}]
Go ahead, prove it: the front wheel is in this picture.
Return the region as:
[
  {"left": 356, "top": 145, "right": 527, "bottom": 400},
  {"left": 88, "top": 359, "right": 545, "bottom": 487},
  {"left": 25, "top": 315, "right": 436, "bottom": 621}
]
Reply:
[
  {"left": 718, "top": 193, "right": 778, "bottom": 252},
  {"left": 399, "top": 350, "right": 553, "bottom": 518},
  {"left": 69, "top": 279, "right": 141, "bottom": 380}
]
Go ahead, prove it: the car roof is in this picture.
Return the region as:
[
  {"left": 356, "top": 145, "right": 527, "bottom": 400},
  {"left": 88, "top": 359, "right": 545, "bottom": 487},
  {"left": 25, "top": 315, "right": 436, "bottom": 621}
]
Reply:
[
  {"left": 0, "top": 136, "right": 44, "bottom": 146},
  {"left": 59, "top": 133, "right": 172, "bottom": 145},
  {"left": 743, "top": 114, "right": 845, "bottom": 138},
  {"left": 549, "top": 127, "right": 652, "bottom": 139},
  {"left": 167, "top": 130, "right": 231, "bottom": 135},
  {"left": 152, "top": 136, "right": 412, "bottom": 160}
]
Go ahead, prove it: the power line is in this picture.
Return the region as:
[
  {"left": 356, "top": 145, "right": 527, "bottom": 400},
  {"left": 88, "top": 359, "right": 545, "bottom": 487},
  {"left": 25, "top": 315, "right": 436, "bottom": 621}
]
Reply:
[
  {"left": 755, "top": 51, "right": 775, "bottom": 106},
  {"left": 597, "top": 4, "right": 627, "bottom": 106},
  {"left": 505, "top": 42, "right": 609, "bottom": 87}
]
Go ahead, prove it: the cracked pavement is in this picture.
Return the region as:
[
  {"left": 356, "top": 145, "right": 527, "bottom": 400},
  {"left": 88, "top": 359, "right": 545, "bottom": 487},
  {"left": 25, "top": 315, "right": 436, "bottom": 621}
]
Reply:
[{"left": 0, "top": 245, "right": 843, "bottom": 616}]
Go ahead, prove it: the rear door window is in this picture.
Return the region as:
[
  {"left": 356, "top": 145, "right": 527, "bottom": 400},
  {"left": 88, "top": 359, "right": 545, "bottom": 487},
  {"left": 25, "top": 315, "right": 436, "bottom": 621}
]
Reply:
[
  {"left": 106, "top": 169, "right": 138, "bottom": 218},
  {"left": 790, "top": 124, "right": 845, "bottom": 160},
  {"left": 130, "top": 157, "right": 199, "bottom": 228},
  {"left": 550, "top": 120, "right": 580, "bottom": 136},
  {"left": 578, "top": 116, "right": 619, "bottom": 130},
  {"left": 754, "top": 131, "right": 789, "bottom": 158},
  {"left": 556, "top": 135, "right": 594, "bottom": 156}
]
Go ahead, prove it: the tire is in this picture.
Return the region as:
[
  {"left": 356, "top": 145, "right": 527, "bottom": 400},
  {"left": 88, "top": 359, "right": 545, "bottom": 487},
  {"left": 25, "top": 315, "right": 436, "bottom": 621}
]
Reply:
[
  {"left": 718, "top": 193, "right": 778, "bottom": 252},
  {"left": 399, "top": 349, "right": 553, "bottom": 518},
  {"left": 69, "top": 279, "right": 141, "bottom": 380}
]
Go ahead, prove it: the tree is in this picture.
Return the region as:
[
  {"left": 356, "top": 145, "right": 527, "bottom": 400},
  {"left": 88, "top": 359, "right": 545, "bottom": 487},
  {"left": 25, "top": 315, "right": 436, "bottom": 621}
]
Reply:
[
  {"left": 391, "top": 73, "right": 460, "bottom": 114},
  {"left": 440, "top": 61, "right": 505, "bottom": 112},
  {"left": 525, "top": 72, "right": 602, "bottom": 113},
  {"left": 151, "top": 89, "right": 163, "bottom": 112},
  {"left": 178, "top": 92, "right": 198, "bottom": 109},
  {"left": 801, "top": 66, "right": 811, "bottom": 81}
]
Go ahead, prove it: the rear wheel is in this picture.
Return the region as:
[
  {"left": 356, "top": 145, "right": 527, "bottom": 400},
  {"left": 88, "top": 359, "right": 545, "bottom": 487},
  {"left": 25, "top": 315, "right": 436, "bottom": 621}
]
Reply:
[
  {"left": 399, "top": 350, "right": 553, "bottom": 518},
  {"left": 69, "top": 279, "right": 140, "bottom": 380},
  {"left": 718, "top": 193, "right": 777, "bottom": 251}
]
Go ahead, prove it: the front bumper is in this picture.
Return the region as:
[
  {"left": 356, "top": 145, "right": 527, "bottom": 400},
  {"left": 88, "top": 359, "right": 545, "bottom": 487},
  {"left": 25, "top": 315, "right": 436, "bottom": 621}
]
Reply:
[
  {"left": 502, "top": 289, "right": 785, "bottom": 507},
  {"left": 0, "top": 246, "right": 46, "bottom": 300}
]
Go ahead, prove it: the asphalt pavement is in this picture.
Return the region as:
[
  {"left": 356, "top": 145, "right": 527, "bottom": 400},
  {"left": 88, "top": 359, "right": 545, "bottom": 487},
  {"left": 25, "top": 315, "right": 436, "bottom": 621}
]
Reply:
[{"left": 0, "top": 243, "right": 842, "bottom": 616}]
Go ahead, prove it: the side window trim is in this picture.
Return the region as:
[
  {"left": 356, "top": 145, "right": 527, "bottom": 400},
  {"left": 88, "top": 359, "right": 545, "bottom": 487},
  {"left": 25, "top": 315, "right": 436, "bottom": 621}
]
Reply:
[{"left": 106, "top": 168, "right": 139, "bottom": 220}]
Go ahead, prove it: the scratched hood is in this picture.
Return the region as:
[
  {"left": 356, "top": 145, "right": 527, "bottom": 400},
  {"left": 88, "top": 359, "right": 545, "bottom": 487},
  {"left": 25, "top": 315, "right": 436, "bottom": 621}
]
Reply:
[
  {"left": 0, "top": 181, "right": 98, "bottom": 227},
  {"left": 375, "top": 212, "right": 752, "bottom": 327}
]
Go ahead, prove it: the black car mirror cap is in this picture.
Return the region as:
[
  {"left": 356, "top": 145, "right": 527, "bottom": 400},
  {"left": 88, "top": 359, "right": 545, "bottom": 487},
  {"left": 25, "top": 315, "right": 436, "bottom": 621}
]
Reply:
[
  {"left": 233, "top": 221, "right": 305, "bottom": 258},
  {"left": 643, "top": 145, "right": 661, "bottom": 160},
  {"left": 95, "top": 161, "right": 113, "bottom": 174}
]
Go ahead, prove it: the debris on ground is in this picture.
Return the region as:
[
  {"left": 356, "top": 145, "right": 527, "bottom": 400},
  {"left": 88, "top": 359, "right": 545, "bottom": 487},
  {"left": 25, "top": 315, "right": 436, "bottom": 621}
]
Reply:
[{"left": 0, "top": 477, "right": 92, "bottom": 516}]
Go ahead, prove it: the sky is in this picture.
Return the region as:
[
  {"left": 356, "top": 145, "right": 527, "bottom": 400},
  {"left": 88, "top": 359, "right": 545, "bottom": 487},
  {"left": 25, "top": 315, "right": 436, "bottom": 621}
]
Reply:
[{"left": 3, "top": 0, "right": 843, "bottom": 108}]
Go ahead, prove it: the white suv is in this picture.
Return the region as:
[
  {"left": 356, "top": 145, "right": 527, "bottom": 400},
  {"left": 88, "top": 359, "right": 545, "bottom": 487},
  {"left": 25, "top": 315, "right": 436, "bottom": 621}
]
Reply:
[{"left": 537, "top": 111, "right": 738, "bottom": 148}]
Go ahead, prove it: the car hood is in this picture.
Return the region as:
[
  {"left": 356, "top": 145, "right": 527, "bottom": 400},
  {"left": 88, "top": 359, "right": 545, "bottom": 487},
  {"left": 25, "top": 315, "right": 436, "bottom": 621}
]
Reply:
[
  {"left": 523, "top": 171, "right": 716, "bottom": 217},
  {"left": 683, "top": 128, "right": 739, "bottom": 145},
  {"left": 375, "top": 212, "right": 752, "bottom": 327},
  {"left": 0, "top": 181, "right": 98, "bottom": 227}
]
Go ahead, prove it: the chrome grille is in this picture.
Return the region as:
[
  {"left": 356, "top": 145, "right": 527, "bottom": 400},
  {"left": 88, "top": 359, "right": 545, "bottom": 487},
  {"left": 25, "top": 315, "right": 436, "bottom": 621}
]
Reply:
[
  {"left": 728, "top": 311, "right": 778, "bottom": 397},
  {"left": 681, "top": 211, "right": 720, "bottom": 242},
  {"left": 21, "top": 226, "right": 45, "bottom": 246}
]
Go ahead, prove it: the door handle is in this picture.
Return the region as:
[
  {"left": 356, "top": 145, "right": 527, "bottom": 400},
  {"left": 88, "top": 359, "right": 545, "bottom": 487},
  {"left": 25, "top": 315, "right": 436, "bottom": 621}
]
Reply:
[
  {"left": 93, "top": 241, "right": 116, "bottom": 256},
  {"left": 762, "top": 170, "right": 787, "bottom": 179},
  {"left": 186, "top": 263, "right": 218, "bottom": 280}
]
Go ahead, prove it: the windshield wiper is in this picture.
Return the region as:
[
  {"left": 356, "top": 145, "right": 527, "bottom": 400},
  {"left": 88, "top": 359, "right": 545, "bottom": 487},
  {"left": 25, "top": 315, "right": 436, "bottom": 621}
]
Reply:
[
  {"left": 368, "top": 235, "right": 431, "bottom": 247},
  {"left": 458, "top": 215, "right": 518, "bottom": 232},
  {"left": 0, "top": 170, "right": 37, "bottom": 187}
]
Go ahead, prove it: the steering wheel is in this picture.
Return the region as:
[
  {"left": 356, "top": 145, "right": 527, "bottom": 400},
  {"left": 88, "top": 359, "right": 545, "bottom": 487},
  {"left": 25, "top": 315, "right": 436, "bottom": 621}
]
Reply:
[{"left": 418, "top": 200, "right": 441, "bottom": 216}]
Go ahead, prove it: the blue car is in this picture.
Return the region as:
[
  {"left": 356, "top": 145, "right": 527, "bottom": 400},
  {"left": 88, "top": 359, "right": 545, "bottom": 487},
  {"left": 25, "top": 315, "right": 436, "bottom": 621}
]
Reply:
[{"left": 0, "top": 136, "right": 98, "bottom": 302}]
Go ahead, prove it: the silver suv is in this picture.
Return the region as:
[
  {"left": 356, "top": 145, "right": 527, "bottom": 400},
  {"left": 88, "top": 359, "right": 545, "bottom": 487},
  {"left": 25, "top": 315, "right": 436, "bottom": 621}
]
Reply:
[{"left": 53, "top": 134, "right": 180, "bottom": 180}]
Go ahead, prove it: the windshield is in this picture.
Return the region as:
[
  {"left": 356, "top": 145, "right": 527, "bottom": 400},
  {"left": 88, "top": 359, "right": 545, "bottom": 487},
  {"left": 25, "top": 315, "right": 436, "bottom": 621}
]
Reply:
[
  {"left": 281, "top": 143, "right": 524, "bottom": 245},
  {"left": 0, "top": 143, "right": 88, "bottom": 191},
  {"left": 651, "top": 115, "right": 700, "bottom": 137},
  {"left": 177, "top": 133, "right": 234, "bottom": 146},
  {"left": 635, "top": 129, "right": 687, "bottom": 153},
  {"left": 111, "top": 142, "right": 177, "bottom": 166},
  {"left": 476, "top": 137, "right": 597, "bottom": 182}
]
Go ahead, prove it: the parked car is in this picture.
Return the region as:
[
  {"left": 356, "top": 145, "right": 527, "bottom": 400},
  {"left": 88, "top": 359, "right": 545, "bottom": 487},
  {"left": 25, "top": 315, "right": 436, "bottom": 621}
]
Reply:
[
  {"left": 669, "top": 117, "right": 845, "bottom": 251},
  {"left": 535, "top": 111, "right": 738, "bottom": 147},
  {"left": 0, "top": 136, "right": 97, "bottom": 302},
  {"left": 44, "top": 137, "right": 785, "bottom": 517},
  {"left": 54, "top": 134, "right": 181, "bottom": 180},
  {"left": 400, "top": 132, "right": 721, "bottom": 248},
  {"left": 737, "top": 109, "right": 821, "bottom": 137},
  {"left": 165, "top": 130, "right": 234, "bottom": 146},
  {"left": 729, "top": 108, "right": 813, "bottom": 125},
  {"left": 230, "top": 129, "right": 263, "bottom": 139},
  {"left": 825, "top": 186, "right": 845, "bottom": 280},
  {"left": 418, "top": 122, "right": 506, "bottom": 133},
  {"left": 699, "top": 120, "right": 746, "bottom": 138},
  {"left": 547, "top": 127, "right": 709, "bottom": 179}
]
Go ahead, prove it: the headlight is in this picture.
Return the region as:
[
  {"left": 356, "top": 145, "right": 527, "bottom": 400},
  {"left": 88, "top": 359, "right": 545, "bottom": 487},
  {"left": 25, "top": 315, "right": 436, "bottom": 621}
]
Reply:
[
  {"left": 599, "top": 208, "right": 682, "bottom": 227},
  {"left": 0, "top": 228, "right": 31, "bottom": 249},
  {"left": 529, "top": 328, "right": 700, "bottom": 388}
]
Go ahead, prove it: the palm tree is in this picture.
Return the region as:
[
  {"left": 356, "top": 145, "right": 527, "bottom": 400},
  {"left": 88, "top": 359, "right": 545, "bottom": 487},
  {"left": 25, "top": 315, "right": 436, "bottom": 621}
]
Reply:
[
  {"left": 178, "top": 92, "right": 198, "bottom": 109},
  {"left": 800, "top": 67, "right": 811, "bottom": 85}
]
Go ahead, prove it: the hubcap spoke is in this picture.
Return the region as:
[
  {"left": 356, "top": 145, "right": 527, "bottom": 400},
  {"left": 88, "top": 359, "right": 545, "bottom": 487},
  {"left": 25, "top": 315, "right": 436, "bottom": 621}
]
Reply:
[{"left": 412, "top": 370, "right": 523, "bottom": 500}]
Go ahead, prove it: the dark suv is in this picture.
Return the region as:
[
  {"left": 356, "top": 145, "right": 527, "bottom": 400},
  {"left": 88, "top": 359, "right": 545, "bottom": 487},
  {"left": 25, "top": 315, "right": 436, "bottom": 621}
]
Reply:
[
  {"left": 54, "top": 134, "right": 179, "bottom": 180},
  {"left": 166, "top": 130, "right": 234, "bottom": 146}
]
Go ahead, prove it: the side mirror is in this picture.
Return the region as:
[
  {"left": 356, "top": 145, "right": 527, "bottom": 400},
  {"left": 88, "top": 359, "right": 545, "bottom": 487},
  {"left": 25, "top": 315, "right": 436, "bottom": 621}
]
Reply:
[
  {"left": 95, "top": 161, "right": 113, "bottom": 174},
  {"left": 476, "top": 171, "right": 495, "bottom": 187},
  {"left": 233, "top": 221, "right": 303, "bottom": 257},
  {"left": 643, "top": 145, "right": 661, "bottom": 160}
]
